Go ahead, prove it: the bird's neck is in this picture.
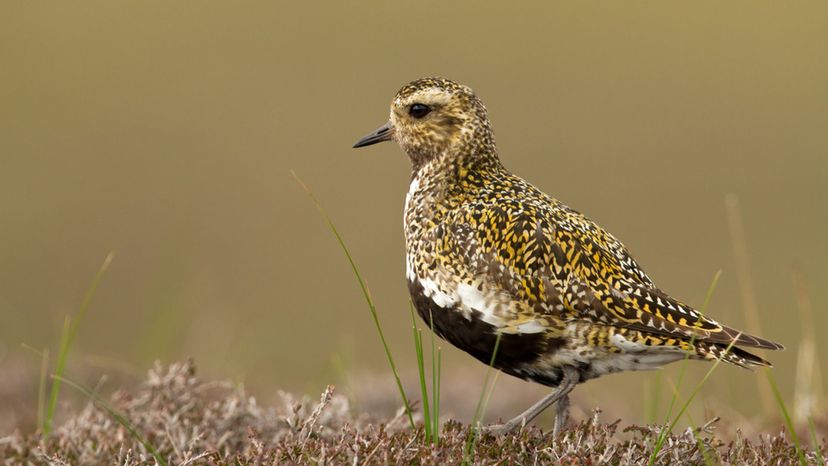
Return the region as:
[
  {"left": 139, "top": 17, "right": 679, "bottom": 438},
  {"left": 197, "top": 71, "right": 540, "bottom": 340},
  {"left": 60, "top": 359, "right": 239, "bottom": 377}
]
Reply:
[{"left": 410, "top": 146, "right": 504, "bottom": 201}]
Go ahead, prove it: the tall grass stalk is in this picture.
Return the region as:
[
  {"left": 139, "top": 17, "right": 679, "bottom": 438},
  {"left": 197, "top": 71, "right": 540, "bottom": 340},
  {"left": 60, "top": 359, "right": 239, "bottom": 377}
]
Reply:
[
  {"left": 436, "top": 349, "right": 442, "bottom": 434},
  {"left": 727, "top": 196, "right": 807, "bottom": 463},
  {"left": 464, "top": 332, "right": 502, "bottom": 463},
  {"left": 54, "top": 375, "right": 168, "bottom": 466},
  {"left": 410, "top": 305, "right": 432, "bottom": 442},
  {"left": 765, "top": 369, "right": 807, "bottom": 466},
  {"left": 646, "top": 373, "right": 662, "bottom": 424},
  {"left": 292, "top": 171, "right": 415, "bottom": 429},
  {"left": 43, "top": 251, "right": 114, "bottom": 435},
  {"left": 37, "top": 348, "right": 49, "bottom": 431},
  {"left": 649, "top": 271, "right": 720, "bottom": 464},
  {"left": 724, "top": 194, "right": 774, "bottom": 415},
  {"left": 429, "top": 308, "right": 442, "bottom": 444},
  {"left": 809, "top": 417, "right": 825, "bottom": 466},
  {"left": 792, "top": 268, "right": 823, "bottom": 423},
  {"left": 656, "top": 271, "right": 720, "bottom": 431},
  {"left": 470, "top": 332, "right": 502, "bottom": 430},
  {"left": 479, "top": 371, "right": 500, "bottom": 429},
  {"left": 648, "top": 333, "right": 741, "bottom": 465},
  {"left": 21, "top": 344, "right": 50, "bottom": 430},
  {"left": 407, "top": 303, "right": 443, "bottom": 444},
  {"left": 663, "top": 376, "right": 716, "bottom": 466}
]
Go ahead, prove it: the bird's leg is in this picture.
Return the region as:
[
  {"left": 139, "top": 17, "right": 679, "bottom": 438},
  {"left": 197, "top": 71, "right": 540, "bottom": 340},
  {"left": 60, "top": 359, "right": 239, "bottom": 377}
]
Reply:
[
  {"left": 552, "top": 393, "right": 570, "bottom": 436},
  {"left": 482, "top": 365, "right": 579, "bottom": 435}
]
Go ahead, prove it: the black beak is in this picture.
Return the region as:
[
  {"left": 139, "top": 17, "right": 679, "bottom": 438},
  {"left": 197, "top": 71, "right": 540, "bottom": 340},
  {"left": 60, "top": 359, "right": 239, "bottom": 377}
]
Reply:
[{"left": 353, "top": 121, "right": 394, "bottom": 148}]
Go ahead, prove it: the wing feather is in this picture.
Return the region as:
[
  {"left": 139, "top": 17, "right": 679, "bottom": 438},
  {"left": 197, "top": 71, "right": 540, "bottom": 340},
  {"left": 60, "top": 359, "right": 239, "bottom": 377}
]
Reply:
[{"left": 448, "top": 195, "right": 783, "bottom": 351}]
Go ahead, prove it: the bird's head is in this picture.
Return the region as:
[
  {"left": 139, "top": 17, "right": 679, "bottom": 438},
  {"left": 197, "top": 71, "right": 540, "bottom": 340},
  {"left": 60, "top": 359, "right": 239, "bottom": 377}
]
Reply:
[{"left": 353, "top": 77, "right": 496, "bottom": 168}]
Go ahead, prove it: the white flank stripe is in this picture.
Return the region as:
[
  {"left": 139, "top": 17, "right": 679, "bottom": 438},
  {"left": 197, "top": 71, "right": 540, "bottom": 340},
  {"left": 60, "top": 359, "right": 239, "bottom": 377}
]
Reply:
[
  {"left": 456, "top": 283, "right": 504, "bottom": 326},
  {"left": 419, "top": 277, "right": 456, "bottom": 308}
]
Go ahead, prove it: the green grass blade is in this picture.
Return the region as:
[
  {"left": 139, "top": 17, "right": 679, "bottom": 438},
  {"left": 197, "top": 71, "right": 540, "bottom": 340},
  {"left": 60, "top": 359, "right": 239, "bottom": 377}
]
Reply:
[
  {"left": 471, "top": 332, "right": 502, "bottom": 430},
  {"left": 44, "top": 252, "right": 114, "bottom": 434},
  {"left": 809, "top": 416, "right": 825, "bottom": 466},
  {"left": 649, "top": 332, "right": 740, "bottom": 466},
  {"left": 292, "top": 171, "right": 415, "bottom": 429},
  {"left": 765, "top": 370, "right": 806, "bottom": 466},
  {"left": 21, "top": 344, "right": 51, "bottom": 431},
  {"left": 410, "top": 304, "right": 431, "bottom": 442},
  {"left": 45, "top": 315, "right": 71, "bottom": 432},
  {"left": 646, "top": 373, "right": 662, "bottom": 423},
  {"left": 660, "top": 271, "right": 721, "bottom": 427},
  {"left": 464, "top": 332, "right": 502, "bottom": 463},
  {"left": 53, "top": 375, "right": 168, "bottom": 466},
  {"left": 663, "top": 376, "right": 715, "bottom": 466},
  {"left": 429, "top": 308, "right": 440, "bottom": 443},
  {"left": 479, "top": 371, "right": 500, "bottom": 426},
  {"left": 38, "top": 347, "right": 49, "bottom": 431},
  {"left": 435, "top": 345, "right": 442, "bottom": 444},
  {"left": 699, "top": 270, "right": 722, "bottom": 316}
]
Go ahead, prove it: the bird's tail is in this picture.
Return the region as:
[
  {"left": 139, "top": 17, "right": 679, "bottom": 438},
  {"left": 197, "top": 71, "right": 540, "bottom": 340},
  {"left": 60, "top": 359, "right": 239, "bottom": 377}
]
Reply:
[{"left": 694, "top": 340, "right": 772, "bottom": 369}]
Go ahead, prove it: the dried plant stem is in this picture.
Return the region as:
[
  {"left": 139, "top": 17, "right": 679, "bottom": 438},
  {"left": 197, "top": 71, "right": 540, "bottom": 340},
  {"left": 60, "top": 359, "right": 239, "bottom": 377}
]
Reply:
[
  {"left": 724, "top": 194, "right": 774, "bottom": 416},
  {"left": 44, "top": 251, "right": 114, "bottom": 434},
  {"left": 791, "top": 267, "right": 823, "bottom": 424},
  {"left": 292, "top": 170, "right": 415, "bottom": 429}
]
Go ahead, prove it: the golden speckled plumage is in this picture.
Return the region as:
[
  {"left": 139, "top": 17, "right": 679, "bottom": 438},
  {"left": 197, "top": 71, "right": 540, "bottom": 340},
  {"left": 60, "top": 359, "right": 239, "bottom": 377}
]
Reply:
[{"left": 354, "top": 77, "right": 783, "bottom": 432}]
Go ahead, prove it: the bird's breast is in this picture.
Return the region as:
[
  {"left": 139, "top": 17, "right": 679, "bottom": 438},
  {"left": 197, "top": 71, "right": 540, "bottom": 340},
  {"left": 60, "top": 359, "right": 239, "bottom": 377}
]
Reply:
[{"left": 403, "top": 176, "right": 420, "bottom": 231}]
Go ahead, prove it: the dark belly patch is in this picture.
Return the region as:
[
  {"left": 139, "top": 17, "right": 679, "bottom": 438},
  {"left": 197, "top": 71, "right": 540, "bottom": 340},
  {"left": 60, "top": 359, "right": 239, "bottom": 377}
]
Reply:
[{"left": 408, "top": 279, "right": 567, "bottom": 386}]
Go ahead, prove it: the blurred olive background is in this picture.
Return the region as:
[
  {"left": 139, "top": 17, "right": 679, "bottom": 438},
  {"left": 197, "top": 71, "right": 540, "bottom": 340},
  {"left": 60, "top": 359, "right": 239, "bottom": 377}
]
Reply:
[{"left": 1, "top": 1, "right": 826, "bottom": 431}]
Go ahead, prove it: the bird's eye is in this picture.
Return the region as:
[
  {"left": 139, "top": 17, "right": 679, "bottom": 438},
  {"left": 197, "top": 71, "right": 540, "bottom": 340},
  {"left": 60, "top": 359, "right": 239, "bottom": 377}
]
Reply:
[{"left": 408, "top": 103, "right": 431, "bottom": 119}]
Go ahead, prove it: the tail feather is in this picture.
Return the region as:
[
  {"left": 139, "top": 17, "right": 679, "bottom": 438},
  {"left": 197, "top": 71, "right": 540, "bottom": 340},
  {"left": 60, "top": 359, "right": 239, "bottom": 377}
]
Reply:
[
  {"left": 695, "top": 340, "right": 772, "bottom": 369},
  {"left": 717, "top": 324, "right": 785, "bottom": 351}
]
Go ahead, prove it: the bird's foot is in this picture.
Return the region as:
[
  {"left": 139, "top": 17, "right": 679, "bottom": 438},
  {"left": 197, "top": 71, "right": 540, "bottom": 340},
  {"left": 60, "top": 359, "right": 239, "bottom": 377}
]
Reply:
[
  {"left": 478, "top": 367, "right": 579, "bottom": 437},
  {"left": 479, "top": 414, "right": 569, "bottom": 437},
  {"left": 479, "top": 419, "right": 524, "bottom": 436}
]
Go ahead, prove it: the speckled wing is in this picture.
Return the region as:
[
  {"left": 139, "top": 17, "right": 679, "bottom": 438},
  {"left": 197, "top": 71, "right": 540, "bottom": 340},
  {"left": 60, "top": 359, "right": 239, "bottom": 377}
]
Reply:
[{"left": 449, "top": 197, "right": 783, "bottom": 351}]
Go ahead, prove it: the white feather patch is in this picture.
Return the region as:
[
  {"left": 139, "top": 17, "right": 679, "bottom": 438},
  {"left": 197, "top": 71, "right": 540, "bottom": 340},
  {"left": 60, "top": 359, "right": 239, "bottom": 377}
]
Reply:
[
  {"left": 456, "top": 283, "right": 504, "bottom": 326},
  {"left": 610, "top": 334, "right": 647, "bottom": 353},
  {"left": 515, "top": 321, "right": 546, "bottom": 334},
  {"left": 403, "top": 176, "right": 420, "bottom": 230},
  {"left": 419, "top": 277, "right": 456, "bottom": 308},
  {"left": 405, "top": 256, "right": 415, "bottom": 281},
  {"left": 456, "top": 283, "right": 486, "bottom": 313}
]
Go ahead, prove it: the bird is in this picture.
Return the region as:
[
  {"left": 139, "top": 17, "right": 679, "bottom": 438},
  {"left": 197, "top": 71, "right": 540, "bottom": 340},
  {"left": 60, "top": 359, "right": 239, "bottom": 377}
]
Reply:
[{"left": 352, "top": 77, "right": 783, "bottom": 435}]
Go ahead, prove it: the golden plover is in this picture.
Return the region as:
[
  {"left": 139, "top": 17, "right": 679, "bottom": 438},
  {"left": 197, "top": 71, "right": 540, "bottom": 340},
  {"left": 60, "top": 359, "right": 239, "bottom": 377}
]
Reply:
[{"left": 353, "top": 77, "right": 783, "bottom": 435}]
